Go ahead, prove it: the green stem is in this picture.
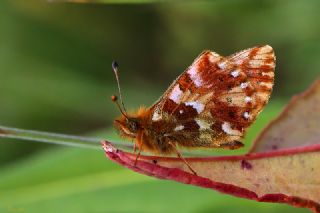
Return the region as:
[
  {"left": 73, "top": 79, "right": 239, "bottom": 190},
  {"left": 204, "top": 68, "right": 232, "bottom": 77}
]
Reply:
[
  {"left": 0, "top": 126, "right": 214, "bottom": 156},
  {"left": 0, "top": 125, "right": 132, "bottom": 150}
]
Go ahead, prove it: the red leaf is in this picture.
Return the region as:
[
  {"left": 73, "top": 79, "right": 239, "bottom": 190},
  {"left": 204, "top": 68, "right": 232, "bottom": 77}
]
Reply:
[
  {"left": 251, "top": 79, "right": 320, "bottom": 152},
  {"left": 102, "top": 79, "right": 320, "bottom": 213}
]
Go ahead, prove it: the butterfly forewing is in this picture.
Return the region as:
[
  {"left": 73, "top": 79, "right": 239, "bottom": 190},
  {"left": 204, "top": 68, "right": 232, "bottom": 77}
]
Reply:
[{"left": 150, "top": 45, "right": 275, "bottom": 149}]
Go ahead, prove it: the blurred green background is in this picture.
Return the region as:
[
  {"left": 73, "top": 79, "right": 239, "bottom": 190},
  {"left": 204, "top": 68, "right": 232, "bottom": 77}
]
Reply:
[{"left": 0, "top": 0, "right": 319, "bottom": 212}]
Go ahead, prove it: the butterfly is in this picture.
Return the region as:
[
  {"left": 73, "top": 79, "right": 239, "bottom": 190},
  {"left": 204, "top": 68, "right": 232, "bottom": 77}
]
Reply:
[{"left": 111, "top": 45, "right": 275, "bottom": 175}]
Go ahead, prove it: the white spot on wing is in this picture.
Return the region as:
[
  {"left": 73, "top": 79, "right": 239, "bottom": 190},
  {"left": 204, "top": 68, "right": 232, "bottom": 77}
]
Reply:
[
  {"left": 179, "top": 110, "right": 183, "bottom": 114},
  {"left": 262, "top": 72, "right": 274, "bottom": 77},
  {"left": 222, "top": 122, "right": 241, "bottom": 136},
  {"left": 257, "top": 45, "right": 273, "bottom": 54},
  {"left": 169, "top": 84, "right": 183, "bottom": 103},
  {"left": 232, "top": 50, "right": 250, "bottom": 65},
  {"left": 195, "top": 119, "right": 211, "bottom": 130},
  {"left": 240, "top": 82, "right": 248, "bottom": 89},
  {"left": 259, "top": 82, "right": 273, "bottom": 89},
  {"left": 245, "top": 96, "right": 252, "bottom": 103},
  {"left": 217, "top": 61, "right": 227, "bottom": 69},
  {"left": 243, "top": 111, "right": 250, "bottom": 119},
  {"left": 248, "top": 60, "right": 264, "bottom": 67},
  {"left": 187, "top": 65, "right": 202, "bottom": 87},
  {"left": 209, "top": 52, "right": 221, "bottom": 63},
  {"left": 152, "top": 109, "right": 162, "bottom": 121},
  {"left": 174, "top": 125, "right": 184, "bottom": 131},
  {"left": 231, "top": 70, "right": 239, "bottom": 78},
  {"left": 185, "top": 101, "right": 204, "bottom": 113},
  {"left": 266, "top": 62, "right": 276, "bottom": 68}
]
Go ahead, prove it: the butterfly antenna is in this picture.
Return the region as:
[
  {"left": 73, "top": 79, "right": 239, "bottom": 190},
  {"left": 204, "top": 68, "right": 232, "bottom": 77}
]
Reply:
[
  {"left": 111, "top": 95, "right": 129, "bottom": 119},
  {"left": 111, "top": 61, "right": 128, "bottom": 118}
]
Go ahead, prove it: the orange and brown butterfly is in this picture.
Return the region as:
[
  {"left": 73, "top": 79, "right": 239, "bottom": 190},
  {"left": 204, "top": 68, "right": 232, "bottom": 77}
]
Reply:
[{"left": 110, "top": 45, "right": 275, "bottom": 175}]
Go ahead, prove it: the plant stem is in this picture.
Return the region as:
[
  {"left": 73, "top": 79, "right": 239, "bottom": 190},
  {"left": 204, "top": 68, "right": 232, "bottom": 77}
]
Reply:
[
  {"left": 0, "top": 126, "right": 215, "bottom": 156},
  {"left": 0, "top": 125, "right": 132, "bottom": 150}
]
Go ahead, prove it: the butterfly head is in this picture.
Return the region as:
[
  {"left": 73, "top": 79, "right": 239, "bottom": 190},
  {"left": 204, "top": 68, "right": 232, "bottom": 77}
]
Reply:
[{"left": 114, "top": 114, "right": 140, "bottom": 138}]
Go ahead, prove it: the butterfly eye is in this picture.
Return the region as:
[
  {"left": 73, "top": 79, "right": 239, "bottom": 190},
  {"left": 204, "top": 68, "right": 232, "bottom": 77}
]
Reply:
[{"left": 127, "top": 119, "right": 139, "bottom": 133}]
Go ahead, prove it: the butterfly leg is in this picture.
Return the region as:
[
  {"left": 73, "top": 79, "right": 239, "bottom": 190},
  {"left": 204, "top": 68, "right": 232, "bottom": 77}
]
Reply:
[
  {"left": 133, "top": 142, "right": 137, "bottom": 153},
  {"left": 168, "top": 141, "right": 197, "bottom": 176},
  {"left": 134, "top": 133, "right": 143, "bottom": 166},
  {"left": 134, "top": 146, "right": 142, "bottom": 166}
]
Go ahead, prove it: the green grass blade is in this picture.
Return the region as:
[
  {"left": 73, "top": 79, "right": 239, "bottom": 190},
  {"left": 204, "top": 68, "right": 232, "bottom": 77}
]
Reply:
[{"left": 0, "top": 125, "right": 132, "bottom": 150}]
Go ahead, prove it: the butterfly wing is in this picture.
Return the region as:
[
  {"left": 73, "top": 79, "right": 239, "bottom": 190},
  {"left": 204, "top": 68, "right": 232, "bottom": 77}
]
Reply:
[{"left": 150, "top": 45, "right": 275, "bottom": 149}]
